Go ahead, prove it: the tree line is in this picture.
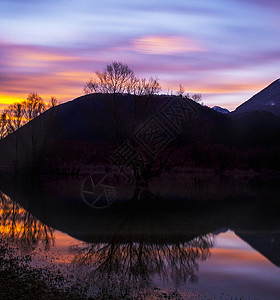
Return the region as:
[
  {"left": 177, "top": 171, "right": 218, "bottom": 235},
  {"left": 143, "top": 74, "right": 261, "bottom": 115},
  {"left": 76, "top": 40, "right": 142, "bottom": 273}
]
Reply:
[
  {"left": 0, "top": 93, "right": 58, "bottom": 140},
  {"left": 83, "top": 61, "right": 202, "bottom": 101}
]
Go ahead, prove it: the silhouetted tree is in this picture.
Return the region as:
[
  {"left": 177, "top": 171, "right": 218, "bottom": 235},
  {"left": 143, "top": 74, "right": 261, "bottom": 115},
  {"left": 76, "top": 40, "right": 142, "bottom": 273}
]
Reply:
[
  {"left": 0, "top": 94, "right": 58, "bottom": 139},
  {"left": 185, "top": 93, "right": 202, "bottom": 103},
  {"left": 22, "top": 93, "right": 46, "bottom": 121},
  {"left": 177, "top": 84, "right": 185, "bottom": 97},
  {"left": 49, "top": 96, "right": 58, "bottom": 108},
  {"left": 127, "top": 76, "right": 161, "bottom": 96},
  {"left": 84, "top": 61, "right": 161, "bottom": 97},
  {"left": 4, "top": 102, "right": 25, "bottom": 134},
  {"left": 84, "top": 61, "right": 135, "bottom": 94},
  {"left": 0, "top": 94, "right": 59, "bottom": 172},
  {"left": 0, "top": 113, "right": 8, "bottom": 139}
]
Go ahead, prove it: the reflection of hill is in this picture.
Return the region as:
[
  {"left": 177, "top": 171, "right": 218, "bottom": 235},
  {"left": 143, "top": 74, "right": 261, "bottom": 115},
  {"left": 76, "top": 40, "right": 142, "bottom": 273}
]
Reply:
[
  {"left": 236, "top": 232, "right": 280, "bottom": 267},
  {"left": 0, "top": 174, "right": 216, "bottom": 244},
  {"left": 0, "top": 174, "right": 280, "bottom": 242},
  {"left": 1, "top": 173, "right": 280, "bottom": 296},
  {"left": 1, "top": 175, "right": 280, "bottom": 300},
  {"left": 0, "top": 174, "right": 218, "bottom": 296}
]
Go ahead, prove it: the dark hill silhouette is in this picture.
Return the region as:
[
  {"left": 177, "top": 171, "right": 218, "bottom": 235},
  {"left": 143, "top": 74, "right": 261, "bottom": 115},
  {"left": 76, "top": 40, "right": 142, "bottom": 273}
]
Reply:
[
  {"left": 49, "top": 93, "right": 232, "bottom": 145},
  {"left": 234, "top": 79, "right": 280, "bottom": 116},
  {"left": 0, "top": 93, "right": 233, "bottom": 174},
  {"left": 1, "top": 92, "right": 280, "bottom": 174},
  {"left": 229, "top": 110, "right": 280, "bottom": 146}
]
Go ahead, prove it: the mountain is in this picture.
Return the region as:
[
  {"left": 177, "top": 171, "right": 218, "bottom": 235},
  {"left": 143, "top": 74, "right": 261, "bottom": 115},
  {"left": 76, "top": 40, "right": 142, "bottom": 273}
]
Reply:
[
  {"left": 0, "top": 93, "right": 232, "bottom": 172},
  {"left": 229, "top": 110, "right": 280, "bottom": 146},
  {"left": 1, "top": 92, "right": 280, "bottom": 174},
  {"left": 212, "top": 106, "right": 230, "bottom": 114},
  {"left": 234, "top": 79, "right": 280, "bottom": 116}
]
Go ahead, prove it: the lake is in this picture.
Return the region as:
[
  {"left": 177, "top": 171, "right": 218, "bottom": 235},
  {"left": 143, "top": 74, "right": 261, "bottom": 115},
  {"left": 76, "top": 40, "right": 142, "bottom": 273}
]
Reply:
[{"left": 0, "top": 171, "right": 280, "bottom": 299}]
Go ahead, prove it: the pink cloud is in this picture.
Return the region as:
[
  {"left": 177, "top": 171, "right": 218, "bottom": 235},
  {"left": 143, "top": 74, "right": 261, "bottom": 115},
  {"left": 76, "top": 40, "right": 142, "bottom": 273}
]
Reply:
[{"left": 131, "top": 35, "right": 206, "bottom": 55}]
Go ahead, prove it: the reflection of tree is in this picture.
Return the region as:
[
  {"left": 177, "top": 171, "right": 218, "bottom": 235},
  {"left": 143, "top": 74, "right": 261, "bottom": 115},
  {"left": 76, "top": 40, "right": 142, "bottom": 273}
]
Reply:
[
  {"left": 0, "top": 191, "right": 54, "bottom": 252},
  {"left": 71, "top": 234, "right": 214, "bottom": 298}
]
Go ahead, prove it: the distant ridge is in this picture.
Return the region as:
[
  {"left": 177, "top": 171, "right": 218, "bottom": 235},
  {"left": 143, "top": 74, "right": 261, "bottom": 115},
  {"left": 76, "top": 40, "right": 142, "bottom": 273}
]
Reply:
[
  {"left": 234, "top": 79, "right": 280, "bottom": 116},
  {"left": 212, "top": 106, "right": 229, "bottom": 114}
]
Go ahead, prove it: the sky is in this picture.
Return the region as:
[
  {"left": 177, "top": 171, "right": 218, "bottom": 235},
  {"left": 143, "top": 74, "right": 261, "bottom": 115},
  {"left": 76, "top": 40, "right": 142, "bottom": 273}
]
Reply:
[{"left": 1, "top": 0, "right": 280, "bottom": 111}]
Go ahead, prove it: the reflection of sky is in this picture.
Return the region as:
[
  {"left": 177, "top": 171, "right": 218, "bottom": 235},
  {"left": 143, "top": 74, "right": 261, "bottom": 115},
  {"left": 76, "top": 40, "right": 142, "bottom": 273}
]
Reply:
[
  {"left": 50, "top": 230, "right": 280, "bottom": 299},
  {"left": 196, "top": 231, "right": 280, "bottom": 300},
  {"left": 1, "top": 1, "right": 280, "bottom": 110}
]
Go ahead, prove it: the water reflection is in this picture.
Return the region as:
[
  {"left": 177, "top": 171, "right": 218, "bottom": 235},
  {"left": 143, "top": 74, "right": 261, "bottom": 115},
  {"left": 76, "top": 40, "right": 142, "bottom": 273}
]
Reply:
[
  {"left": 0, "top": 191, "right": 54, "bottom": 252},
  {"left": 71, "top": 234, "right": 214, "bottom": 297},
  {"left": 0, "top": 173, "right": 280, "bottom": 298}
]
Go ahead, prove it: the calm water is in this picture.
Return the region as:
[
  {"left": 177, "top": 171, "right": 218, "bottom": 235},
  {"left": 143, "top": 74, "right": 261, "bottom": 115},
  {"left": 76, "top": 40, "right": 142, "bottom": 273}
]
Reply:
[{"left": 0, "top": 172, "right": 280, "bottom": 299}]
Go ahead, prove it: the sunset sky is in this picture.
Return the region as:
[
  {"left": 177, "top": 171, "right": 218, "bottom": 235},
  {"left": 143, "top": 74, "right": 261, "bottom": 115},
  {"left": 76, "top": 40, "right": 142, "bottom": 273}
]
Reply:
[{"left": 1, "top": 0, "right": 280, "bottom": 110}]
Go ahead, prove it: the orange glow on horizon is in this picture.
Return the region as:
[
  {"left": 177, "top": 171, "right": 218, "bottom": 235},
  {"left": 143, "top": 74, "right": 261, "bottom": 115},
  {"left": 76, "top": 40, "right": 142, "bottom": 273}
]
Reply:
[
  {"left": 0, "top": 95, "right": 23, "bottom": 105},
  {"left": 0, "top": 93, "right": 73, "bottom": 111},
  {"left": 0, "top": 75, "right": 271, "bottom": 112}
]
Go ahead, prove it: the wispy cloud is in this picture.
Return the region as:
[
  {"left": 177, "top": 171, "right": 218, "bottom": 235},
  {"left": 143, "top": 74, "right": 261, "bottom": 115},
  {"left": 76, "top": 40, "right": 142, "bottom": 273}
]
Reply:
[
  {"left": 1, "top": 0, "right": 280, "bottom": 109},
  {"left": 132, "top": 35, "right": 205, "bottom": 55}
]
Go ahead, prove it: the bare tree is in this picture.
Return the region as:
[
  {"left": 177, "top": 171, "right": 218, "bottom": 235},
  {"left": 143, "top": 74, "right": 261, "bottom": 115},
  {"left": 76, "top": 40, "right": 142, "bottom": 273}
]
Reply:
[
  {"left": 84, "top": 62, "right": 161, "bottom": 97},
  {"left": 185, "top": 93, "right": 202, "bottom": 103},
  {"left": 4, "top": 102, "right": 25, "bottom": 134},
  {"left": 191, "top": 93, "right": 202, "bottom": 103},
  {"left": 0, "top": 113, "right": 8, "bottom": 139},
  {"left": 141, "top": 77, "right": 161, "bottom": 96},
  {"left": 1, "top": 94, "right": 58, "bottom": 138},
  {"left": 83, "top": 77, "right": 100, "bottom": 94},
  {"left": 126, "top": 76, "right": 161, "bottom": 96},
  {"left": 49, "top": 96, "right": 58, "bottom": 108},
  {"left": 84, "top": 61, "right": 135, "bottom": 95},
  {"left": 0, "top": 94, "right": 59, "bottom": 172},
  {"left": 177, "top": 84, "right": 185, "bottom": 97},
  {"left": 98, "top": 61, "right": 135, "bottom": 94},
  {"left": 22, "top": 93, "right": 46, "bottom": 121}
]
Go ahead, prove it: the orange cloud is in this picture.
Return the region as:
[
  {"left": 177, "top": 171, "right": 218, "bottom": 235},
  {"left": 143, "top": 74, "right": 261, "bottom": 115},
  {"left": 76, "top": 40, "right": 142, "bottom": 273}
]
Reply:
[
  {"left": 132, "top": 35, "right": 205, "bottom": 55},
  {"left": 8, "top": 49, "right": 81, "bottom": 68}
]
